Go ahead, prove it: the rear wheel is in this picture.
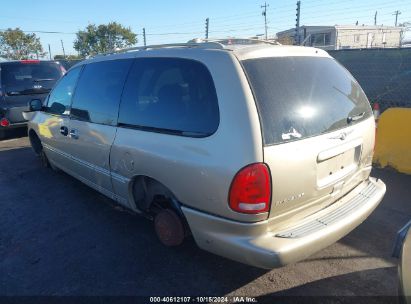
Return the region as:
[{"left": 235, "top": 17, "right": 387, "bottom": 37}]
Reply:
[{"left": 154, "top": 208, "right": 186, "bottom": 247}]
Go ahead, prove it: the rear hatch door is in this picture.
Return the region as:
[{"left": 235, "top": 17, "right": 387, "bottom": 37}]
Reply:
[
  {"left": 242, "top": 55, "right": 374, "bottom": 223},
  {"left": 0, "top": 61, "right": 64, "bottom": 122}
]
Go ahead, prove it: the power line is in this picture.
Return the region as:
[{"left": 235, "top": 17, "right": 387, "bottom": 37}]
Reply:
[
  {"left": 1, "top": 0, "right": 410, "bottom": 48},
  {"left": 268, "top": 1, "right": 409, "bottom": 23},
  {"left": 145, "top": 31, "right": 202, "bottom": 36},
  {"left": 210, "top": 25, "right": 269, "bottom": 34},
  {"left": 283, "top": 2, "right": 408, "bottom": 23},
  {"left": 0, "top": 29, "right": 76, "bottom": 35}
]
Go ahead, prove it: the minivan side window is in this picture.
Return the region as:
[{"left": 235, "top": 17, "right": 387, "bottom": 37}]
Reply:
[
  {"left": 70, "top": 59, "right": 133, "bottom": 125},
  {"left": 118, "top": 58, "right": 219, "bottom": 137},
  {"left": 46, "top": 66, "right": 82, "bottom": 115}
]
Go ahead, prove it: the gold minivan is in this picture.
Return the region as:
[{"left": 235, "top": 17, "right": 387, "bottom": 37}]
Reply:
[{"left": 26, "top": 39, "right": 386, "bottom": 269}]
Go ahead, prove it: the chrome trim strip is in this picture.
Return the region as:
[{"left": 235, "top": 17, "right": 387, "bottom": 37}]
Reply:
[
  {"left": 111, "top": 172, "right": 130, "bottom": 184},
  {"left": 43, "top": 143, "right": 130, "bottom": 184}
]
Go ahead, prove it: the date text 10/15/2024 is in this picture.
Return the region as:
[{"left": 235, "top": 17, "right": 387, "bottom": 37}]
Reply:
[{"left": 149, "top": 296, "right": 257, "bottom": 303}]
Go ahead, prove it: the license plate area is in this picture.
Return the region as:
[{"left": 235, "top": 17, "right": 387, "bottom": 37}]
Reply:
[{"left": 317, "top": 145, "right": 361, "bottom": 188}]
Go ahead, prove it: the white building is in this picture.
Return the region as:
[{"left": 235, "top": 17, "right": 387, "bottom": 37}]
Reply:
[{"left": 276, "top": 25, "right": 404, "bottom": 50}]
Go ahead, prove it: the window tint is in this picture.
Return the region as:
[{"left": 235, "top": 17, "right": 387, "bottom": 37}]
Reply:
[
  {"left": 310, "top": 33, "right": 331, "bottom": 47},
  {"left": 1, "top": 62, "right": 64, "bottom": 93},
  {"left": 71, "top": 59, "right": 133, "bottom": 125},
  {"left": 242, "top": 57, "right": 372, "bottom": 145},
  {"left": 118, "top": 58, "right": 219, "bottom": 137},
  {"left": 46, "top": 66, "right": 81, "bottom": 115}
]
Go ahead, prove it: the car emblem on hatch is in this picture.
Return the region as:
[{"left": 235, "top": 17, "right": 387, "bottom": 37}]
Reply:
[
  {"left": 33, "top": 85, "right": 42, "bottom": 89},
  {"left": 329, "top": 129, "right": 353, "bottom": 140}
]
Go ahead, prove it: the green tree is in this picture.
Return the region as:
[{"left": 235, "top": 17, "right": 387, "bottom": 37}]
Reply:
[
  {"left": 74, "top": 22, "right": 137, "bottom": 57},
  {"left": 54, "top": 54, "right": 83, "bottom": 60},
  {"left": 0, "top": 28, "right": 45, "bottom": 60}
]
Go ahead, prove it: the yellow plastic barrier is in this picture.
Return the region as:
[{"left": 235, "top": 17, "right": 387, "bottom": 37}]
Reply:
[{"left": 373, "top": 108, "right": 411, "bottom": 174}]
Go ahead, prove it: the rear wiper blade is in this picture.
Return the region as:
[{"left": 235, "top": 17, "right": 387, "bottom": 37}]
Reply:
[
  {"left": 7, "top": 91, "right": 21, "bottom": 96},
  {"left": 33, "top": 78, "right": 55, "bottom": 82},
  {"left": 347, "top": 112, "right": 365, "bottom": 123}
]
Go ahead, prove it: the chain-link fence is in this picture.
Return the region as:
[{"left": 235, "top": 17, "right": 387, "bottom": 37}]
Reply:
[
  {"left": 329, "top": 48, "right": 411, "bottom": 113},
  {"left": 45, "top": 49, "right": 411, "bottom": 115}
]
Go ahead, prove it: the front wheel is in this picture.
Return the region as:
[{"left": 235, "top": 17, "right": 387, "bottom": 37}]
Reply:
[{"left": 39, "top": 150, "right": 50, "bottom": 168}]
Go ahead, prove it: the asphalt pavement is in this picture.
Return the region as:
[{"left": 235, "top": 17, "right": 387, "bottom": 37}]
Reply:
[{"left": 0, "top": 129, "right": 410, "bottom": 300}]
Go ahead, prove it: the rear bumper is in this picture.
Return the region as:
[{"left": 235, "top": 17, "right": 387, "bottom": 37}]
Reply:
[
  {"left": 182, "top": 177, "right": 386, "bottom": 269},
  {"left": 0, "top": 122, "right": 27, "bottom": 129},
  {"left": 1, "top": 106, "right": 28, "bottom": 129}
]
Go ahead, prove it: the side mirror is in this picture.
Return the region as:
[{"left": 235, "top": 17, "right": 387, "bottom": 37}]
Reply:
[
  {"left": 29, "top": 99, "right": 43, "bottom": 111},
  {"left": 23, "top": 99, "right": 42, "bottom": 121}
]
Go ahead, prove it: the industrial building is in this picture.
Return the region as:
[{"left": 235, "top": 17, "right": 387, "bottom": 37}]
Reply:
[{"left": 276, "top": 25, "right": 404, "bottom": 50}]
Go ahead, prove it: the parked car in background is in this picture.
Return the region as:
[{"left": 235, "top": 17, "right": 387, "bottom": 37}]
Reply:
[
  {"left": 57, "top": 59, "right": 83, "bottom": 71},
  {"left": 0, "top": 60, "right": 65, "bottom": 139},
  {"left": 26, "top": 39, "right": 386, "bottom": 268},
  {"left": 393, "top": 220, "right": 411, "bottom": 303}
]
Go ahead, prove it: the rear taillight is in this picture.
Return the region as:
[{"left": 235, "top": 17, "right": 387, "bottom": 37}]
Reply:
[
  {"left": 0, "top": 118, "right": 10, "bottom": 127},
  {"left": 372, "top": 120, "right": 377, "bottom": 152},
  {"left": 372, "top": 102, "right": 380, "bottom": 152},
  {"left": 373, "top": 102, "right": 380, "bottom": 121},
  {"left": 229, "top": 163, "right": 271, "bottom": 214}
]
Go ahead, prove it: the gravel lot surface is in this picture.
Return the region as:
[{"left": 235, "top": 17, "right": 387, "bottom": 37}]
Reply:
[{"left": 1, "top": 130, "right": 410, "bottom": 302}]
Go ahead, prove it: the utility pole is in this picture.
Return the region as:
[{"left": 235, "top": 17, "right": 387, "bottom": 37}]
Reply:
[
  {"left": 108, "top": 33, "right": 113, "bottom": 51},
  {"left": 374, "top": 11, "right": 377, "bottom": 26},
  {"left": 60, "top": 40, "right": 66, "bottom": 59},
  {"left": 261, "top": 2, "right": 269, "bottom": 40},
  {"left": 205, "top": 18, "right": 209, "bottom": 39},
  {"left": 295, "top": 1, "right": 301, "bottom": 45},
  {"left": 393, "top": 10, "right": 401, "bottom": 27},
  {"left": 48, "top": 44, "right": 52, "bottom": 60},
  {"left": 143, "top": 28, "right": 146, "bottom": 47}
]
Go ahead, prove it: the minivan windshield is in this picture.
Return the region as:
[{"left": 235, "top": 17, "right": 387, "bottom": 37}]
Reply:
[
  {"left": 0, "top": 61, "right": 63, "bottom": 95},
  {"left": 242, "top": 56, "right": 372, "bottom": 145}
]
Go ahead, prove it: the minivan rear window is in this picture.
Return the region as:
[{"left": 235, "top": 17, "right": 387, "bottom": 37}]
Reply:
[
  {"left": 0, "top": 61, "right": 63, "bottom": 94},
  {"left": 242, "top": 56, "right": 372, "bottom": 145}
]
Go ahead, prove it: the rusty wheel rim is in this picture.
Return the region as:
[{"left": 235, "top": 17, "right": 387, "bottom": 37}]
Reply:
[{"left": 154, "top": 209, "right": 185, "bottom": 247}]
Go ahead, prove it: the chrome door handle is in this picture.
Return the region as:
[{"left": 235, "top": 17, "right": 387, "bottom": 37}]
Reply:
[{"left": 69, "top": 129, "right": 79, "bottom": 139}]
